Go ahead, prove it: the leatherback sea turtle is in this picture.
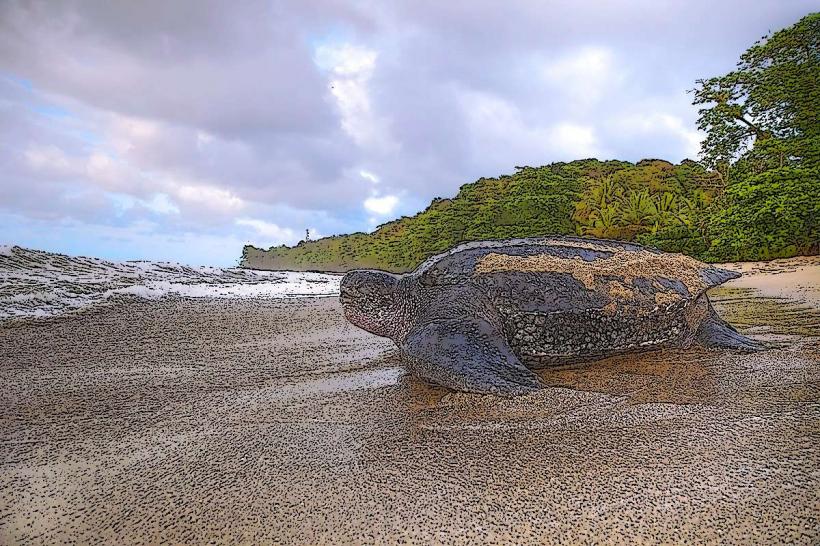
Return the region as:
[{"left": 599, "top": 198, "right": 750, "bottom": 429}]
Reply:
[{"left": 340, "top": 237, "right": 762, "bottom": 395}]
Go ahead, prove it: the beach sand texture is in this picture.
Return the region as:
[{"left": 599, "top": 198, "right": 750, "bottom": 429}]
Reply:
[{"left": 1, "top": 257, "right": 819, "bottom": 545}]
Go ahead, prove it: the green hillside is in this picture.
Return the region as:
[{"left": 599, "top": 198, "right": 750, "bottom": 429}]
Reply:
[
  {"left": 241, "top": 158, "right": 818, "bottom": 272},
  {"left": 241, "top": 13, "right": 820, "bottom": 273}
]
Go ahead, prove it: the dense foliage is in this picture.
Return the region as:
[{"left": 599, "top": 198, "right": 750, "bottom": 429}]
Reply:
[
  {"left": 706, "top": 167, "right": 819, "bottom": 261},
  {"left": 242, "top": 14, "right": 819, "bottom": 272},
  {"left": 692, "top": 12, "right": 819, "bottom": 175}
]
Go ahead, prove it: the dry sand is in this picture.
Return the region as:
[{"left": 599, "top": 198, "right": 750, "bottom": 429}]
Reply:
[
  {"left": 719, "top": 255, "right": 820, "bottom": 307},
  {"left": 1, "top": 258, "right": 819, "bottom": 545}
]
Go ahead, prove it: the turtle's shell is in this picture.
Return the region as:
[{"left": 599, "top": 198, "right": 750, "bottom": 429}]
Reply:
[{"left": 411, "top": 237, "right": 738, "bottom": 365}]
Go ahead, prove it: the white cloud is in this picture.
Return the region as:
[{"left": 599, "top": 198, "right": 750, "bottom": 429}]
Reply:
[
  {"left": 548, "top": 123, "right": 602, "bottom": 158},
  {"left": 364, "top": 194, "right": 398, "bottom": 216},
  {"left": 614, "top": 112, "right": 704, "bottom": 159},
  {"left": 143, "top": 193, "right": 180, "bottom": 215},
  {"left": 235, "top": 218, "right": 299, "bottom": 245},
  {"left": 111, "top": 192, "right": 180, "bottom": 216},
  {"left": 541, "top": 47, "right": 620, "bottom": 109},
  {"left": 109, "top": 115, "right": 161, "bottom": 154},
  {"left": 460, "top": 91, "right": 548, "bottom": 164},
  {"left": 314, "top": 43, "right": 396, "bottom": 152},
  {"left": 175, "top": 184, "right": 244, "bottom": 213},
  {"left": 85, "top": 152, "right": 134, "bottom": 190},
  {"left": 315, "top": 43, "right": 377, "bottom": 76},
  {"left": 196, "top": 130, "right": 214, "bottom": 149},
  {"left": 24, "top": 145, "right": 152, "bottom": 196},
  {"left": 24, "top": 145, "right": 75, "bottom": 177},
  {"left": 359, "top": 169, "right": 380, "bottom": 184},
  {"left": 460, "top": 91, "right": 606, "bottom": 165}
]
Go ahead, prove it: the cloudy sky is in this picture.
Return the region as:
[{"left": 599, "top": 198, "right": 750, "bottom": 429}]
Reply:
[{"left": 0, "top": 1, "right": 814, "bottom": 265}]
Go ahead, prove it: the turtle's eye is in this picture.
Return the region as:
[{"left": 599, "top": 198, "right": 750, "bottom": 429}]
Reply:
[{"left": 419, "top": 267, "right": 442, "bottom": 287}]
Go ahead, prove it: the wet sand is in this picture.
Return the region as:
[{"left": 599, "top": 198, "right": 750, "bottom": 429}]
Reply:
[{"left": 1, "top": 258, "right": 819, "bottom": 544}]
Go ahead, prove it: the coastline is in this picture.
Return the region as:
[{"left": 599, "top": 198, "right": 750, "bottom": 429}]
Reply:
[
  {"left": 1, "top": 259, "right": 818, "bottom": 544},
  {"left": 718, "top": 255, "right": 820, "bottom": 307}
]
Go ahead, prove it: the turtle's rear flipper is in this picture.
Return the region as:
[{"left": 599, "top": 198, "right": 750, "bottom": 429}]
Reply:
[
  {"left": 696, "top": 310, "right": 764, "bottom": 351},
  {"left": 402, "top": 318, "right": 542, "bottom": 396}
]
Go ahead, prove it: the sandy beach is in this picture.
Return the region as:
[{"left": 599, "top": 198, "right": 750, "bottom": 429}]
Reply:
[{"left": 1, "top": 257, "right": 818, "bottom": 545}]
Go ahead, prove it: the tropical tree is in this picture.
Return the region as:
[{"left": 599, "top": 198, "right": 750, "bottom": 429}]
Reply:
[
  {"left": 590, "top": 175, "right": 620, "bottom": 208},
  {"left": 651, "top": 192, "right": 679, "bottom": 227},
  {"left": 620, "top": 190, "right": 655, "bottom": 236},
  {"left": 582, "top": 204, "right": 621, "bottom": 239},
  {"left": 691, "top": 13, "right": 820, "bottom": 176}
]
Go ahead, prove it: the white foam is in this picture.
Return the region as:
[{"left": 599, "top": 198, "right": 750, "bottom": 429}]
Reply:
[{"left": 0, "top": 246, "right": 341, "bottom": 319}]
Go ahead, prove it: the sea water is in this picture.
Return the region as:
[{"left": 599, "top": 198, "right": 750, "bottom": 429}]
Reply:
[{"left": 0, "top": 245, "right": 341, "bottom": 319}]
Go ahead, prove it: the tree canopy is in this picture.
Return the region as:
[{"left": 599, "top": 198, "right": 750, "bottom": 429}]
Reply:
[{"left": 691, "top": 13, "right": 820, "bottom": 175}]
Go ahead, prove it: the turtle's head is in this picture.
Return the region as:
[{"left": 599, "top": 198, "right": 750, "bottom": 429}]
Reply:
[{"left": 340, "top": 270, "right": 403, "bottom": 339}]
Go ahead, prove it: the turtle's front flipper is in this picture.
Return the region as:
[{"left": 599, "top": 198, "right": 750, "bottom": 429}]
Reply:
[
  {"left": 401, "top": 318, "right": 542, "bottom": 395},
  {"left": 696, "top": 307, "right": 764, "bottom": 351}
]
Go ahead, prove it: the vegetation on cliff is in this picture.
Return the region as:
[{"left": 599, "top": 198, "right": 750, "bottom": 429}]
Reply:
[{"left": 242, "top": 13, "right": 819, "bottom": 272}]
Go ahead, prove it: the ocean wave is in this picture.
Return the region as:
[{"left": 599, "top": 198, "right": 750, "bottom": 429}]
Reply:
[{"left": 0, "top": 246, "right": 341, "bottom": 319}]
